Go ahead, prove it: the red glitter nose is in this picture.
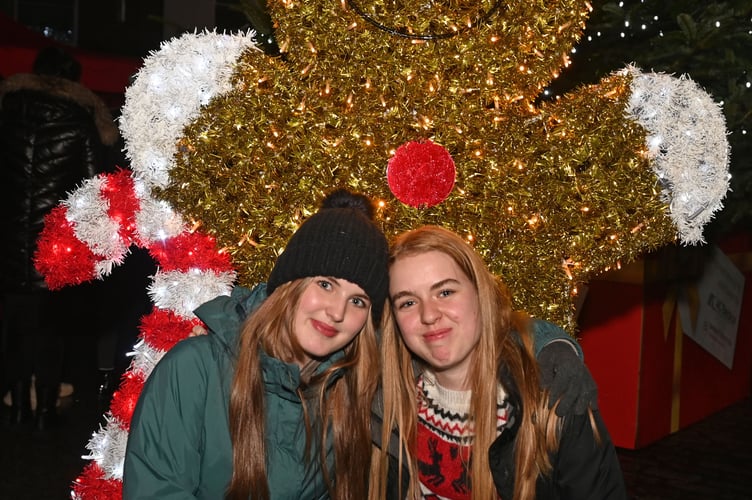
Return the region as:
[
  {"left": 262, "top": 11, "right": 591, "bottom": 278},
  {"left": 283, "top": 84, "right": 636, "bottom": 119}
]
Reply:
[{"left": 387, "top": 140, "right": 456, "bottom": 208}]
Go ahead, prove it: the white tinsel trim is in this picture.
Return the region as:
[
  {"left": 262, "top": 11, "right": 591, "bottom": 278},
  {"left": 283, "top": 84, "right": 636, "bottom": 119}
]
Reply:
[
  {"left": 134, "top": 192, "right": 186, "bottom": 246},
  {"left": 128, "top": 339, "right": 166, "bottom": 380},
  {"left": 148, "top": 269, "right": 236, "bottom": 318},
  {"left": 64, "top": 176, "right": 129, "bottom": 272},
  {"left": 120, "top": 30, "right": 260, "bottom": 189},
  {"left": 625, "top": 65, "right": 730, "bottom": 244},
  {"left": 81, "top": 413, "right": 130, "bottom": 480}
]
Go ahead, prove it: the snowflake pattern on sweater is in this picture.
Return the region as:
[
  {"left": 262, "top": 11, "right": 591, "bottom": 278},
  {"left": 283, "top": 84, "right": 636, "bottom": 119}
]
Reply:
[{"left": 416, "top": 370, "right": 512, "bottom": 500}]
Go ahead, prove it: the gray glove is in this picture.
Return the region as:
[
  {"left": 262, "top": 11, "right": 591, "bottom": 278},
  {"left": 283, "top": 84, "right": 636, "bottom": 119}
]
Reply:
[{"left": 537, "top": 341, "right": 598, "bottom": 416}]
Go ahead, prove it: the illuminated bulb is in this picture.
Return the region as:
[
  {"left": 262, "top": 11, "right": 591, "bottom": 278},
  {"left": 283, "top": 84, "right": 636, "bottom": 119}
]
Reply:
[
  {"left": 518, "top": 64, "right": 526, "bottom": 72},
  {"left": 648, "top": 135, "right": 663, "bottom": 149},
  {"left": 301, "top": 63, "right": 312, "bottom": 75},
  {"left": 490, "top": 35, "right": 499, "bottom": 42},
  {"left": 307, "top": 41, "right": 317, "bottom": 54},
  {"left": 348, "top": 21, "right": 357, "bottom": 30},
  {"left": 581, "top": 206, "right": 590, "bottom": 213},
  {"left": 364, "top": 138, "right": 373, "bottom": 146},
  {"left": 562, "top": 258, "right": 574, "bottom": 279}
]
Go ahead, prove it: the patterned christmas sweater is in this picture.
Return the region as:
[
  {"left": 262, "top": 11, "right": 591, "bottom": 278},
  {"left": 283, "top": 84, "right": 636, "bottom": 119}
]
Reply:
[{"left": 416, "top": 370, "right": 513, "bottom": 500}]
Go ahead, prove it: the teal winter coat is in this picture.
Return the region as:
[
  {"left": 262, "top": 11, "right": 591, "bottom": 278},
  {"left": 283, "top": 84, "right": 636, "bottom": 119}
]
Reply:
[{"left": 123, "top": 284, "right": 342, "bottom": 499}]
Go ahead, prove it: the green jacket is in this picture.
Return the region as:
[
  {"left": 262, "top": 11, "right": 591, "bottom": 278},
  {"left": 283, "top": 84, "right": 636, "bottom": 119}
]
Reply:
[{"left": 123, "top": 284, "right": 340, "bottom": 499}]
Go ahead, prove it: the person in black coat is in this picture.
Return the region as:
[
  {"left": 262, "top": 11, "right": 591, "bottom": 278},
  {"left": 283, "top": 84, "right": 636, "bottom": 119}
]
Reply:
[{"left": 0, "top": 46, "right": 118, "bottom": 430}]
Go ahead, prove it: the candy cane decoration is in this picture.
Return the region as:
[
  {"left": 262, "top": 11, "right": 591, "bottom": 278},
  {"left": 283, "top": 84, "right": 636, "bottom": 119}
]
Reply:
[{"left": 32, "top": 31, "right": 258, "bottom": 498}]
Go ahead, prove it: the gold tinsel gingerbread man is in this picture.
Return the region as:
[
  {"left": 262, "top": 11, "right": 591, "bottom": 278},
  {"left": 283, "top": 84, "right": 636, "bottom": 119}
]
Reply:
[{"left": 152, "top": 0, "right": 728, "bottom": 332}]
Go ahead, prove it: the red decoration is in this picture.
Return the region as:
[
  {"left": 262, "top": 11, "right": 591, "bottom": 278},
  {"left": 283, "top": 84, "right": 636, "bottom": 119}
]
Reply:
[
  {"left": 148, "top": 230, "right": 234, "bottom": 273},
  {"left": 102, "top": 168, "right": 140, "bottom": 242},
  {"left": 71, "top": 463, "right": 123, "bottom": 500},
  {"left": 109, "top": 370, "right": 146, "bottom": 430},
  {"left": 139, "top": 307, "right": 203, "bottom": 352},
  {"left": 34, "top": 206, "right": 99, "bottom": 289},
  {"left": 387, "top": 139, "right": 456, "bottom": 208}
]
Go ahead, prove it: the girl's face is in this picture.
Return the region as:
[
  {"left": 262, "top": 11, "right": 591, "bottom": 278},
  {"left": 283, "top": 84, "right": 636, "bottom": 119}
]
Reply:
[
  {"left": 292, "top": 276, "right": 371, "bottom": 366},
  {"left": 389, "top": 250, "right": 481, "bottom": 390}
]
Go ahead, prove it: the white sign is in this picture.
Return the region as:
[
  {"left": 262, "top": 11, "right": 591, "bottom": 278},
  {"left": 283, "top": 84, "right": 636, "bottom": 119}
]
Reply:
[{"left": 677, "top": 245, "right": 745, "bottom": 369}]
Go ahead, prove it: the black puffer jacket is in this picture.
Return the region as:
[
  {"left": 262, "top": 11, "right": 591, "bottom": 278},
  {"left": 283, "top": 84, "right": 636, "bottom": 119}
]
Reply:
[{"left": 0, "top": 73, "right": 119, "bottom": 292}]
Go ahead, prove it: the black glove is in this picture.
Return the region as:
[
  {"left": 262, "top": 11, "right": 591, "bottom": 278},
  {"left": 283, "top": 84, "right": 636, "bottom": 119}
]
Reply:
[{"left": 537, "top": 341, "right": 598, "bottom": 416}]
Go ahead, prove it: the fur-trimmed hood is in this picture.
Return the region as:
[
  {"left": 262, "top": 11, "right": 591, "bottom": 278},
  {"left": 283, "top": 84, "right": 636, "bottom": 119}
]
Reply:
[{"left": 0, "top": 73, "right": 119, "bottom": 145}]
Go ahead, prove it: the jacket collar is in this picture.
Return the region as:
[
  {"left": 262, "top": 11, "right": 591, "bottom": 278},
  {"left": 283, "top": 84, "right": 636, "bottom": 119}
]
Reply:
[{"left": 260, "top": 349, "right": 346, "bottom": 400}]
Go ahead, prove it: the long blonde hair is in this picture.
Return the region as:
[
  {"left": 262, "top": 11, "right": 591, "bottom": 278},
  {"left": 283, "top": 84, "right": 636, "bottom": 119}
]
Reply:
[
  {"left": 227, "top": 278, "right": 381, "bottom": 500},
  {"left": 371, "top": 226, "right": 559, "bottom": 500}
]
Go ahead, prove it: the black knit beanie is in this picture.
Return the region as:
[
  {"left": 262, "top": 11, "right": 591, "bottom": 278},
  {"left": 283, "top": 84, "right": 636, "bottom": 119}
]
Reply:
[{"left": 267, "top": 189, "right": 389, "bottom": 322}]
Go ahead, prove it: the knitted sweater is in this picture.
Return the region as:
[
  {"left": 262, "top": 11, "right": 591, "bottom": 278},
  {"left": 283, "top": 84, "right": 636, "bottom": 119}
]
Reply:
[{"left": 416, "top": 370, "right": 512, "bottom": 500}]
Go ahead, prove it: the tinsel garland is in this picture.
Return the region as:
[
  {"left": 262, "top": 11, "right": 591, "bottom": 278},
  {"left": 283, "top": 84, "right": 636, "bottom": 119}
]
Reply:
[
  {"left": 159, "top": 0, "right": 728, "bottom": 331},
  {"left": 29, "top": 2, "right": 731, "bottom": 498},
  {"left": 387, "top": 140, "right": 456, "bottom": 208}
]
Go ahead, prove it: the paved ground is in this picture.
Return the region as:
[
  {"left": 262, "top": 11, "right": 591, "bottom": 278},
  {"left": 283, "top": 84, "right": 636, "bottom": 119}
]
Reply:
[{"left": 1, "top": 378, "right": 750, "bottom": 499}]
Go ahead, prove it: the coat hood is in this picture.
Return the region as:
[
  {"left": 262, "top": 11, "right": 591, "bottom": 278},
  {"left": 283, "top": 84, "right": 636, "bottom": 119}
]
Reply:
[{"left": 0, "top": 72, "right": 119, "bottom": 145}]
